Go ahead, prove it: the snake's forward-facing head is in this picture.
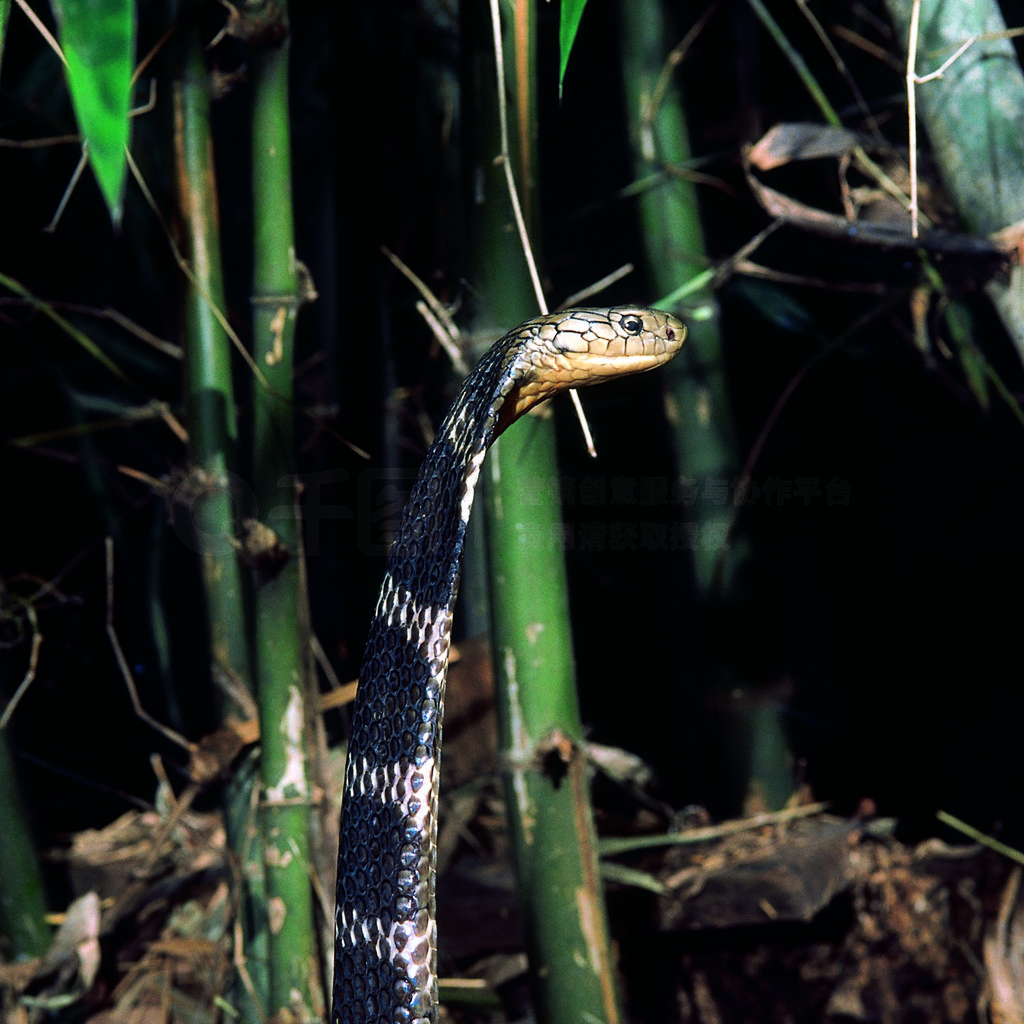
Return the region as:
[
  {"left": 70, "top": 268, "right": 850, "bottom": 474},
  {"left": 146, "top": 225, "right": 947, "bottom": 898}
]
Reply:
[{"left": 494, "top": 306, "right": 685, "bottom": 435}]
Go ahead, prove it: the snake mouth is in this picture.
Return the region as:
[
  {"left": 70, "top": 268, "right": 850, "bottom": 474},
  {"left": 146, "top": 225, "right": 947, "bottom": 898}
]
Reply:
[{"left": 565, "top": 349, "right": 682, "bottom": 378}]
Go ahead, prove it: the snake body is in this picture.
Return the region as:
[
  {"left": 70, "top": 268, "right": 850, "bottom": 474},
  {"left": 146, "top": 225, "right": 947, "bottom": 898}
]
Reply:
[{"left": 333, "top": 307, "right": 684, "bottom": 1024}]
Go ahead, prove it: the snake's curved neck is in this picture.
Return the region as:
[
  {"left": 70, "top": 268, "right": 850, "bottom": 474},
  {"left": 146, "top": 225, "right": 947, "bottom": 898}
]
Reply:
[
  {"left": 333, "top": 307, "right": 685, "bottom": 1023},
  {"left": 333, "top": 336, "right": 523, "bottom": 1024}
]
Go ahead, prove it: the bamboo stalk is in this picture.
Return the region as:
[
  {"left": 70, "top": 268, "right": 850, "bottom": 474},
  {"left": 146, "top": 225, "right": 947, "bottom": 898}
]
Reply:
[
  {"left": 173, "top": 29, "right": 268, "bottom": 1014},
  {"left": 883, "top": 0, "right": 1024, "bottom": 359},
  {"left": 463, "top": 2, "right": 623, "bottom": 1020},
  {"left": 174, "top": 28, "right": 251, "bottom": 717},
  {"left": 622, "top": 0, "right": 794, "bottom": 811},
  {"left": 622, "top": 0, "right": 740, "bottom": 598},
  {"left": 248, "top": 6, "right": 322, "bottom": 1018},
  {"left": 0, "top": 718, "right": 50, "bottom": 958},
  {"left": 486, "top": 422, "right": 624, "bottom": 1024}
]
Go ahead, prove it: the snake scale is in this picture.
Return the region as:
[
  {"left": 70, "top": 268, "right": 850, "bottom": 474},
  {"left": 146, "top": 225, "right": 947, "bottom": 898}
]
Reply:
[{"left": 333, "top": 306, "right": 685, "bottom": 1024}]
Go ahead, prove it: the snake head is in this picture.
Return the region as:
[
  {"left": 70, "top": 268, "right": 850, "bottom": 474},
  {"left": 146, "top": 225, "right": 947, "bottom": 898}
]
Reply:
[{"left": 496, "top": 305, "right": 686, "bottom": 433}]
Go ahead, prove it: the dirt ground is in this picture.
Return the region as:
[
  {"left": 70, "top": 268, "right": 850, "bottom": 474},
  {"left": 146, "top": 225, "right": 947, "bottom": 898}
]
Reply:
[{"left": 2, "top": 788, "right": 1019, "bottom": 1024}]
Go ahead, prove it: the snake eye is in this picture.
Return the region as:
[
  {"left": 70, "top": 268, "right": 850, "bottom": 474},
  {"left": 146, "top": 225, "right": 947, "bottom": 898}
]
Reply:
[{"left": 621, "top": 315, "right": 643, "bottom": 335}]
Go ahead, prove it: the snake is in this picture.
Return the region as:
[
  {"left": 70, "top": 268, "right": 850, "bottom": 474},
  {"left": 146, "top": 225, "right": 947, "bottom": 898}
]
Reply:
[{"left": 333, "top": 306, "right": 685, "bottom": 1024}]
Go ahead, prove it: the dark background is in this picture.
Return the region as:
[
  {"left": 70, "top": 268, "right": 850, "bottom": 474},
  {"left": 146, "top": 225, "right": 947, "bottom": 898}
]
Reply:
[{"left": 2, "top": 0, "right": 1023, "bottom": 888}]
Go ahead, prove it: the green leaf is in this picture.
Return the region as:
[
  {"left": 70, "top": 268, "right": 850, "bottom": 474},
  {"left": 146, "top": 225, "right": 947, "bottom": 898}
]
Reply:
[
  {"left": 558, "top": 0, "right": 588, "bottom": 99},
  {"left": 50, "top": 0, "right": 135, "bottom": 224},
  {"left": 0, "top": 0, "right": 11, "bottom": 74}
]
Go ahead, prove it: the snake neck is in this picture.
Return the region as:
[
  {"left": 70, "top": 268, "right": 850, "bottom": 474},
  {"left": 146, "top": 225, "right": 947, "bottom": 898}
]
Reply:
[{"left": 334, "top": 336, "right": 526, "bottom": 1024}]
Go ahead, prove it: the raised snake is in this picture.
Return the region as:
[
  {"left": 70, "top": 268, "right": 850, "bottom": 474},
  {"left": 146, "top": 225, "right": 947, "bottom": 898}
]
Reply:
[{"left": 333, "top": 306, "right": 685, "bottom": 1024}]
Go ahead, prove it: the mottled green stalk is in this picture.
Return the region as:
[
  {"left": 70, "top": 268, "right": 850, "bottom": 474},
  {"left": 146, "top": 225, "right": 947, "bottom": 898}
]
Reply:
[
  {"left": 0, "top": 717, "right": 50, "bottom": 958},
  {"left": 174, "top": 31, "right": 267, "bottom": 1012},
  {"left": 248, "top": 7, "right": 321, "bottom": 1019},
  {"left": 883, "top": 0, "right": 1024, "bottom": 359},
  {"left": 175, "top": 36, "right": 250, "bottom": 713},
  {"left": 464, "top": 3, "right": 622, "bottom": 1020},
  {"left": 486, "top": 421, "right": 624, "bottom": 1024},
  {"left": 622, "top": 0, "right": 793, "bottom": 810},
  {"left": 621, "top": 0, "right": 739, "bottom": 597}
]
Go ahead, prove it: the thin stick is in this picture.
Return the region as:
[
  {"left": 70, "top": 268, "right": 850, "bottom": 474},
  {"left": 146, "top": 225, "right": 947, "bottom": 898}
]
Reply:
[
  {"left": 44, "top": 145, "right": 90, "bottom": 233},
  {"left": 487, "top": 0, "right": 598, "bottom": 457},
  {"left": 380, "top": 245, "right": 461, "bottom": 353},
  {"left": 13, "top": 0, "right": 67, "bottom": 67},
  {"left": 645, "top": 0, "right": 720, "bottom": 126},
  {"left": 0, "top": 604, "right": 42, "bottom": 729},
  {"left": 905, "top": 0, "right": 977, "bottom": 239},
  {"left": 105, "top": 763, "right": 202, "bottom": 924},
  {"left": 916, "top": 35, "right": 977, "bottom": 83},
  {"left": 133, "top": 140, "right": 366, "bottom": 459},
  {"left": 747, "top": 0, "right": 839, "bottom": 127},
  {"left": 937, "top": 810, "right": 1024, "bottom": 866},
  {"left": 105, "top": 537, "right": 192, "bottom": 754},
  {"left": 599, "top": 801, "right": 831, "bottom": 855},
  {"left": 416, "top": 300, "right": 469, "bottom": 376},
  {"left": 0, "top": 134, "right": 81, "bottom": 149},
  {"left": 560, "top": 263, "right": 635, "bottom": 308},
  {"left": 712, "top": 218, "right": 784, "bottom": 289},
  {"left": 567, "top": 390, "right": 596, "bottom": 457},
  {"left": 487, "top": 0, "right": 545, "bottom": 315},
  {"left": 126, "top": 146, "right": 270, "bottom": 391},
  {"left": 380, "top": 244, "right": 469, "bottom": 375},
  {"left": 794, "top": 0, "right": 880, "bottom": 140},
  {"left": 231, "top": 914, "right": 268, "bottom": 1024},
  {"left": 708, "top": 293, "right": 902, "bottom": 595},
  {"left": 906, "top": 0, "right": 922, "bottom": 239}
]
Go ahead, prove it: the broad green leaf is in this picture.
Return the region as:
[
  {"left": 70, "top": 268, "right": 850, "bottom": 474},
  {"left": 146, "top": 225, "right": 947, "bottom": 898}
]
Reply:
[
  {"left": 558, "top": 0, "right": 588, "bottom": 99},
  {"left": 50, "top": 0, "right": 135, "bottom": 224}
]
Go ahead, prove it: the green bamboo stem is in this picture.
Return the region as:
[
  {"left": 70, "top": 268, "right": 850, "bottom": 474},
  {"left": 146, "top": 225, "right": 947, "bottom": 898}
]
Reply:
[
  {"left": 883, "top": 0, "right": 1024, "bottom": 360},
  {"left": 248, "top": 8, "right": 321, "bottom": 1019},
  {"left": 486, "top": 421, "right": 623, "bottom": 1024},
  {"left": 463, "top": 3, "right": 622, "bottom": 1020},
  {"left": 173, "top": 31, "right": 268, "bottom": 1013},
  {"left": 175, "top": 32, "right": 252, "bottom": 721},
  {"left": 0, "top": 715, "right": 50, "bottom": 958},
  {"left": 622, "top": 0, "right": 794, "bottom": 811},
  {"left": 622, "top": 0, "right": 740, "bottom": 598}
]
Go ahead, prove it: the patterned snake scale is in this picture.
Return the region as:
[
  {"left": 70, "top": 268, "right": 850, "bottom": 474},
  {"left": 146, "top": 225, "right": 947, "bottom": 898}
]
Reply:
[{"left": 333, "top": 307, "right": 685, "bottom": 1024}]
